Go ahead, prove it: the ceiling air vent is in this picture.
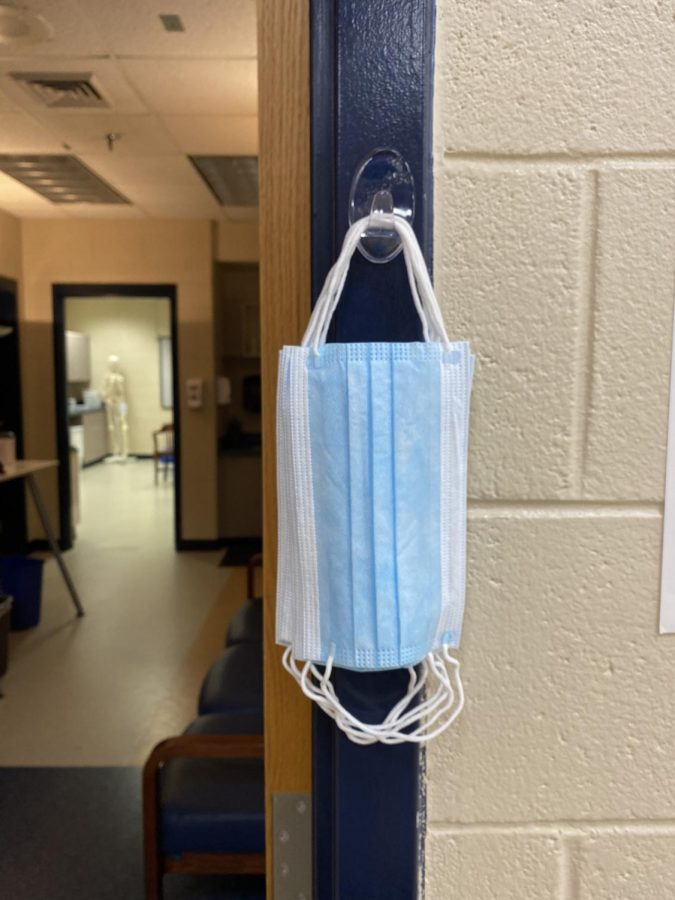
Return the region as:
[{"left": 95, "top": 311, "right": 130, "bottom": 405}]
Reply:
[
  {"left": 0, "top": 155, "right": 129, "bottom": 204},
  {"left": 10, "top": 72, "right": 109, "bottom": 109},
  {"left": 189, "top": 156, "right": 258, "bottom": 207},
  {"left": 159, "top": 14, "right": 185, "bottom": 32}
]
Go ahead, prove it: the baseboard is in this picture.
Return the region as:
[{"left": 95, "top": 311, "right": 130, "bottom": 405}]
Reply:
[
  {"left": 82, "top": 454, "right": 109, "bottom": 469},
  {"left": 82, "top": 453, "right": 152, "bottom": 468},
  {"left": 176, "top": 538, "right": 226, "bottom": 552}
]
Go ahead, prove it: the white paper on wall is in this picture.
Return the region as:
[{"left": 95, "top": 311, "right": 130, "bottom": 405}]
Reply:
[{"left": 660, "top": 298, "right": 675, "bottom": 633}]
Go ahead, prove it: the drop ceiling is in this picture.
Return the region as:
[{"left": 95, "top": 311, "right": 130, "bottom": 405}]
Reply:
[{"left": 0, "top": 0, "right": 258, "bottom": 220}]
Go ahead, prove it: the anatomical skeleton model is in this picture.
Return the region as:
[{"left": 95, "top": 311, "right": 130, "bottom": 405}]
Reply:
[{"left": 102, "top": 354, "right": 129, "bottom": 461}]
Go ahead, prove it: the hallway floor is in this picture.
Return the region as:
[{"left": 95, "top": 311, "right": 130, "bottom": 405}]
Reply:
[{"left": 0, "top": 459, "right": 243, "bottom": 765}]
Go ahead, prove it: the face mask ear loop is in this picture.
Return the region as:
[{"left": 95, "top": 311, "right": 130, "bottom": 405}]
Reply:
[
  {"left": 320, "top": 657, "right": 450, "bottom": 741},
  {"left": 301, "top": 260, "right": 341, "bottom": 348},
  {"left": 342, "top": 652, "right": 462, "bottom": 743},
  {"left": 311, "top": 221, "right": 367, "bottom": 352},
  {"left": 395, "top": 234, "right": 445, "bottom": 350},
  {"left": 414, "top": 652, "right": 465, "bottom": 740},
  {"left": 399, "top": 651, "right": 464, "bottom": 741},
  {"left": 380, "top": 657, "right": 451, "bottom": 732},
  {"left": 381, "top": 664, "right": 429, "bottom": 726},
  {"left": 396, "top": 231, "right": 432, "bottom": 343},
  {"left": 302, "top": 256, "right": 348, "bottom": 351},
  {"left": 281, "top": 647, "right": 464, "bottom": 745},
  {"left": 301, "top": 218, "right": 364, "bottom": 350},
  {"left": 290, "top": 649, "right": 454, "bottom": 745},
  {"left": 305, "top": 216, "right": 440, "bottom": 353},
  {"left": 396, "top": 220, "right": 451, "bottom": 350},
  {"left": 396, "top": 220, "right": 442, "bottom": 329}
]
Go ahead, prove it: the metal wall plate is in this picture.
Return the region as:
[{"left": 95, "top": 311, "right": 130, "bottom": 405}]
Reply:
[{"left": 273, "top": 792, "right": 313, "bottom": 900}]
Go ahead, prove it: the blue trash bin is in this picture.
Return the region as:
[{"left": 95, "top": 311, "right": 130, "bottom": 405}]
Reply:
[{"left": 0, "top": 556, "right": 44, "bottom": 630}]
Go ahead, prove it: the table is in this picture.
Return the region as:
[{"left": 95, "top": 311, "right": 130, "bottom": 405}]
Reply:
[{"left": 0, "top": 460, "right": 84, "bottom": 617}]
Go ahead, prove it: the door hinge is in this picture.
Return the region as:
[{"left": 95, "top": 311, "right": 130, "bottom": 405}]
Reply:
[{"left": 273, "top": 792, "right": 313, "bottom": 899}]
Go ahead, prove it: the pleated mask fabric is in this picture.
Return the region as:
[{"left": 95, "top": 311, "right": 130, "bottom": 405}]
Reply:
[{"left": 276, "top": 214, "right": 475, "bottom": 744}]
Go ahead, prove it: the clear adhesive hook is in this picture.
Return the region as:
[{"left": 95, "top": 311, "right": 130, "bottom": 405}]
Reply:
[
  {"left": 349, "top": 148, "right": 415, "bottom": 264},
  {"left": 368, "top": 189, "right": 396, "bottom": 233}
]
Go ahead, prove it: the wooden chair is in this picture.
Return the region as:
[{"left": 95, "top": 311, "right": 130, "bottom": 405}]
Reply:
[
  {"left": 152, "top": 424, "right": 174, "bottom": 484},
  {"left": 143, "top": 730, "right": 265, "bottom": 899}
]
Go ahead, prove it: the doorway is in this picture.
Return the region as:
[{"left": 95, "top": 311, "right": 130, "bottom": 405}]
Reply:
[
  {"left": 0, "top": 276, "right": 26, "bottom": 553},
  {"left": 52, "top": 284, "right": 181, "bottom": 551}
]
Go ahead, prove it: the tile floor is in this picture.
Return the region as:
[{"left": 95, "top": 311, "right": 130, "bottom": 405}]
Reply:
[{"left": 0, "top": 459, "right": 245, "bottom": 766}]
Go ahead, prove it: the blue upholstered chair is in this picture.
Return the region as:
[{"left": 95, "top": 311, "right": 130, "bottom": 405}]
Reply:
[
  {"left": 143, "top": 711, "right": 265, "bottom": 900},
  {"left": 198, "top": 643, "right": 263, "bottom": 716},
  {"left": 143, "top": 553, "right": 267, "bottom": 898}
]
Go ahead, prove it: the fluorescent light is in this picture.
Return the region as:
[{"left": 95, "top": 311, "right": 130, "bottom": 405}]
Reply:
[
  {"left": 189, "top": 156, "right": 258, "bottom": 206},
  {"left": 0, "top": 155, "right": 129, "bottom": 205}
]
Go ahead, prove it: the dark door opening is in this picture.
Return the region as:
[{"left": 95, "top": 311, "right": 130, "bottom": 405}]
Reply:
[
  {"left": 0, "top": 276, "right": 27, "bottom": 554},
  {"left": 52, "top": 284, "right": 181, "bottom": 551}
]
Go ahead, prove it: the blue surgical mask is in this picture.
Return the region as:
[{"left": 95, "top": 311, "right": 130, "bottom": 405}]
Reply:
[{"left": 276, "top": 215, "right": 475, "bottom": 744}]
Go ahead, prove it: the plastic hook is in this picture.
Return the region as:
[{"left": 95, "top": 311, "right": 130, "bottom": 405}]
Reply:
[{"left": 348, "top": 148, "right": 415, "bottom": 264}]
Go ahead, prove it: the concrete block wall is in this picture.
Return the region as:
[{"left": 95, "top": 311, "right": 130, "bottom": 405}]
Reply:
[{"left": 427, "top": 3, "right": 675, "bottom": 898}]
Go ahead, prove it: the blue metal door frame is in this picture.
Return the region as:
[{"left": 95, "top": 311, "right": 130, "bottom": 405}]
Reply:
[{"left": 310, "top": 2, "right": 436, "bottom": 896}]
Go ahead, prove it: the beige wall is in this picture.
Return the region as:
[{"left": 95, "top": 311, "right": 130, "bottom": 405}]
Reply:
[
  {"left": 0, "top": 208, "right": 21, "bottom": 281},
  {"left": 216, "top": 221, "right": 259, "bottom": 262},
  {"left": 427, "top": 3, "right": 675, "bottom": 898},
  {"left": 19, "top": 219, "right": 217, "bottom": 542},
  {"left": 66, "top": 297, "right": 171, "bottom": 455}
]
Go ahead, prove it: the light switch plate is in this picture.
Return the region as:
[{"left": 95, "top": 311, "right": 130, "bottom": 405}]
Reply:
[{"left": 273, "top": 792, "right": 312, "bottom": 899}]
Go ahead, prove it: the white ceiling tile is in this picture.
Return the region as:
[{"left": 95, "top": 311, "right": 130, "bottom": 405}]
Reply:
[
  {"left": 4, "top": 207, "right": 68, "bottom": 218},
  {"left": 0, "top": 170, "right": 56, "bottom": 212},
  {"left": 0, "top": 1, "right": 107, "bottom": 57},
  {"left": 0, "top": 1, "right": 259, "bottom": 221},
  {"left": 119, "top": 59, "right": 257, "bottom": 116},
  {"left": 0, "top": 112, "right": 63, "bottom": 152},
  {"left": 79, "top": 155, "right": 219, "bottom": 214},
  {"left": 136, "top": 205, "right": 220, "bottom": 221},
  {"left": 80, "top": 153, "right": 206, "bottom": 190},
  {"left": 0, "top": 59, "right": 148, "bottom": 115},
  {"left": 223, "top": 205, "right": 258, "bottom": 223},
  {"left": 84, "top": 0, "right": 257, "bottom": 59},
  {"left": 129, "top": 185, "right": 219, "bottom": 212},
  {"left": 162, "top": 115, "right": 258, "bottom": 155},
  {"left": 39, "top": 113, "right": 180, "bottom": 156},
  {"left": 0, "top": 89, "right": 17, "bottom": 112},
  {"left": 64, "top": 203, "right": 146, "bottom": 219}
]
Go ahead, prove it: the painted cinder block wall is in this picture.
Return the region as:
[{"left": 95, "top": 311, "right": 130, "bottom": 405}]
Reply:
[{"left": 427, "top": 3, "right": 675, "bottom": 898}]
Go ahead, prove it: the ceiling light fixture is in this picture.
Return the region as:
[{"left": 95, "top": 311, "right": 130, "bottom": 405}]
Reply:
[
  {"left": 0, "top": 4, "right": 52, "bottom": 45},
  {"left": 0, "top": 155, "right": 130, "bottom": 205},
  {"left": 189, "top": 156, "right": 258, "bottom": 207}
]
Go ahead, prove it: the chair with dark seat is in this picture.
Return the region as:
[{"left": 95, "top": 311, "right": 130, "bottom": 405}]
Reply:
[
  {"left": 152, "top": 424, "right": 174, "bottom": 484},
  {"left": 143, "top": 710, "right": 265, "bottom": 900},
  {"left": 226, "top": 597, "right": 263, "bottom": 646},
  {"left": 225, "top": 553, "right": 263, "bottom": 647},
  {"left": 198, "top": 643, "right": 263, "bottom": 716}
]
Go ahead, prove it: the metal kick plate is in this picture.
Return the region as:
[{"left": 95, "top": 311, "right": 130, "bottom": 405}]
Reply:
[{"left": 273, "top": 792, "right": 313, "bottom": 900}]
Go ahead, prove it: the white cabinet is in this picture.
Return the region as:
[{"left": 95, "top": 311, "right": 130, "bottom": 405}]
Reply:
[
  {"left": 66, "top": 331, "right": 91, "bottom": 382},
  {"left": 82, "top": 410, "right": 108, "bottom": 464}
]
